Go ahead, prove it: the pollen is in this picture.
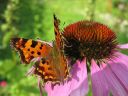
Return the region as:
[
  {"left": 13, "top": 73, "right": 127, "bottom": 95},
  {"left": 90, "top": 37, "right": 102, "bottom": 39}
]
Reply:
[{"left": 63, "top": 21, "right": 117, "bottom": 63}]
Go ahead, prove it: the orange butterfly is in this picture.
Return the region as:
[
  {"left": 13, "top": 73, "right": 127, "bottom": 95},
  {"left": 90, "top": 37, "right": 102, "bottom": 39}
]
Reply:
[{"left": 10, "top": 15, "right": 70, "bottom": 84}]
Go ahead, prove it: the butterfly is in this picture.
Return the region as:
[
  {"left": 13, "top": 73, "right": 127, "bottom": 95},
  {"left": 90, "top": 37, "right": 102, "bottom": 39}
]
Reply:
[{"left": 10, "top": 15, "right": 70, "bottom": 84}]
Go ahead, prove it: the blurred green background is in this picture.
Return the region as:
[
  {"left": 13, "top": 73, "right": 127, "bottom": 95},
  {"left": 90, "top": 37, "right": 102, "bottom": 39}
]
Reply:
[{"left": 0, "top": 0, "right": 128, "bottom": 96}]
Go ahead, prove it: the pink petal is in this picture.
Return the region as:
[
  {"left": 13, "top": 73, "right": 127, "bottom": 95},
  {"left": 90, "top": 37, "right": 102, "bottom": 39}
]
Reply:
[
  {"left": 101, "top": 62, "right": 128, "bottom": 96},
  {"left": 44, "top": 58, "right": 88, "bottom": 96},
  {"left": 117, "top": 44, "right": 128, "bottom": 49},
  {"left": 91, "top": 59, "right": 109, "bottom": 96},
  {"left": 106, "top": 52, "right": 128, "bottom": 92},
  {"left": 111, "top": 52, "right": 128, "bottom": 69},
  {"left": 69, "top": 80, "right": 88, "bottom": 96}
]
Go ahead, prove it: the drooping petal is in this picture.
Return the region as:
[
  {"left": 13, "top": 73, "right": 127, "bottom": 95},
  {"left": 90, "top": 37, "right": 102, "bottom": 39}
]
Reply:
[
  {"left": 101, "top": 61, "right": 128, "bottom": 96},
  {"left": 112, "top": 52, "right": 128, "bottom": 69},
  {"left": 44, "top": 58, "right": 88, "bottom": 96},
  {"left": 108, "top": 62, "right": 128, "bottom": 92},
  {"left": 117, "top": 44, "right": 128, "bottom": 49},
  {"left": 106, "top": 52, "right": 128, "bottom": 93},
  {"left": 69, "top": 62, "right": 88, "bottom": 96},
  {"left": 91, "top": 59, "right": 109, "bottom": 96},
  {"left": 69, "top": 79, "right": 88, "bottom": 96}
]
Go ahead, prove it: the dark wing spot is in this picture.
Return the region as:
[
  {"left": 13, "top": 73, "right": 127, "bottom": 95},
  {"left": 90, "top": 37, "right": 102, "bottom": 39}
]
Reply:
[
  {"left": 37, "top": 52, "right": 41, "bottom": 55},
  {"left": 40, "top": 47, "right": 42, "bottom": 49},
  {"left": 30, "top": 56, "right": 34, "bottom": 59},
  {"left": 48, "top": 67, "right": 52, "bottom": 70},
  {"left": 42, "top": 58, "right": 46, "bottom": 64},
  {"left": 31, "top": 51, "right": 34, "bottom": 54},
  {"left": 41, "top": 44, "right": 43, "bottom": 47},
  {"left": 19, "top": 50, "right": 28, "bottom": 64},
  {"left": 31, "top": 40, "right": 38, "bottom": 48},
  {"left": 22, "top": 38, "right": 28, "bottom": 47},
  {"left": 40, "top": 44, "right": 43, "bottom": 49},
  {"left": 46, "top": 61, "right": 49, "bottom": 65}
]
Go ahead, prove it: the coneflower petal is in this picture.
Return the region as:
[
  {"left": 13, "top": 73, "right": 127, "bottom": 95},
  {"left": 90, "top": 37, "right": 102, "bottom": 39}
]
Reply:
[
  {"left": 44, "top": 58, "right": 88, "bottom": 96},
  {"left": 101, "top": 62, "right": 128, "bottom": 96},
  {"left": 69, "top": 79, "right": 88, "bottom": 96},
  {"left": 107, "top": 52, "right": 128, "bottom": 91},
  {"left": 114, "top": 52, "right": 128, "bottom": 69},
  {"left": 70, "top": 59, "right": 88, "bottom": 96},
  {"left": 117, "top": 44, "right": 128, "bottom": 49},
  {"left": 91, "top": 59, "right": 109, "bottom": 96},
  {"left": 109, "top": 62, "right": 128, "bottom": 91}
]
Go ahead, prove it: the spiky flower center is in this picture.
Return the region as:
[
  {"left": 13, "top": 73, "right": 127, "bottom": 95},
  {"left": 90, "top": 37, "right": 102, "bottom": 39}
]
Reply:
[{"left": 63, "top": 21, "right": 117, "bottom": 62}]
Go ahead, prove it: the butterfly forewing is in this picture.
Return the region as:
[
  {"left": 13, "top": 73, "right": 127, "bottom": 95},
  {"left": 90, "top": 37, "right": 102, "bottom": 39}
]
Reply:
[
  {"left": 10, "top": 38, "right": 52, "bottom": 64},
  {"left": 53, "top": 15, "right": 70, "bottom": 82},
  {"left": 54, "top": 14, "right": 63, "bottom": 50}
]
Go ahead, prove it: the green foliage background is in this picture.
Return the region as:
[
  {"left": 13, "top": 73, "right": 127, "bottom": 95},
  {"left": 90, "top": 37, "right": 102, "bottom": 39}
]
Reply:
[{"left": 0, "top": 0, "right": 128, "bottom": 96}]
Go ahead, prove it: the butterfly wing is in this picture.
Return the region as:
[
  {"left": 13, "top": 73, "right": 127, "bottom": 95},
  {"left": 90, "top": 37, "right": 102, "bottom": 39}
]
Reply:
[
  {"left": 10, "top": 15, "right": 69, "bottom": 84},
  {"left": 34, "top": 56, "right": 61, "bottom": 84},
  {"left": 10, "top": 38, "right": 52, "bottom": 64},
  {"left": 34, "top": 15, "right": 70, "bottom": 84},
  {"left": 53, "top": 15, "right": 70, "bottom": 82},
  {"left": 53, "top": 14, "right": 63, "bottom": 50},
  {"left": 34, "top": 51, "right": 69, "bottom": 84}
]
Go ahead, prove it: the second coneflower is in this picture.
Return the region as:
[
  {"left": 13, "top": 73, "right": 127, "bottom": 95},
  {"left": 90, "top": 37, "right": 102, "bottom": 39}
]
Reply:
[{"left": 45, "top": 20, "right": 128, "bottom": 96}]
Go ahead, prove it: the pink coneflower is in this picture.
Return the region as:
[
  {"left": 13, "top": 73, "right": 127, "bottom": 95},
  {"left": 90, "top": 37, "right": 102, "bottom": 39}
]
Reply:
[{"left": 43, "top": 21, "right": 128, "bottom": 96}]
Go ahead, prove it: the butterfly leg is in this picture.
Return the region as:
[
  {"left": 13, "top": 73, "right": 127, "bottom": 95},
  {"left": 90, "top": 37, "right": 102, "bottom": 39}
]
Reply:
[
  {"left": 38, "top": 77, "right": 45, "bottom": 96},
  {"left": 26, "top": 65, "right": 36, "bottom": 76}
]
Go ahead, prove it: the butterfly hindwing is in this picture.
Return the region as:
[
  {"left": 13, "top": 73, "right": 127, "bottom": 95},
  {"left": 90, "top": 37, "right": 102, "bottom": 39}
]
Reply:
[
  {"left": 34, "top": 49, "right": 69, "bottom": 83},
  {"left": 35, "top": 57, "right": 61, "bottom": 83},
  {"left": 10, "top": 38, "right": 52, "bottom": 64}
]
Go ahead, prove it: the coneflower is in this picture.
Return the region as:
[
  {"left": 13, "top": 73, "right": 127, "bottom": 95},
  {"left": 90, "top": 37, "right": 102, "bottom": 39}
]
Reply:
[{"left": 44, "top": 20, "right": 128, "bottom": 96}]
